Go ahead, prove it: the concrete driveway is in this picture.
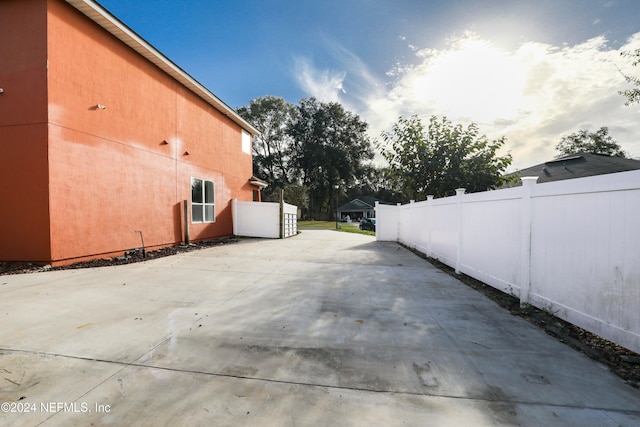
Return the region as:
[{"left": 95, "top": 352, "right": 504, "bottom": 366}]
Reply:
[{"left": 1, "top": 230, "right": 639, "bottom": 426}]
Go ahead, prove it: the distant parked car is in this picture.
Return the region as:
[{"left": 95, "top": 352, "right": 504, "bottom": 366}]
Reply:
[{"left": 359, "top": 218, "right": 376, "bottom": 231}]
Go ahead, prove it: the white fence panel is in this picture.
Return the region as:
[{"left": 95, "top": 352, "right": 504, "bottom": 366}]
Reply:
[
  {"left": 426, "top": 198, "right": 458, "bottom": 268},
  {"left": 282, "top": 202, "right": 298, "bottom": 238},
  {"left": 459, "top": 190, "right": 523, "bottom": 295},
  {"left": 376, "top": 170, "right": 640, "bottom": 354},
  {"left": 375, "top": 203, "right": 399, "bottom": 241},
  {"left": 400, "top": 201, "right": 430, "bottom": 255},
  {"left": 233, "top": 200, "right": 280, "bottom": 238},
  {"left": 529, "top": 173, "right": 640, "bottom": 351},
  {"left": 232, "top": 199, "right": 299, "bottom": 239}
]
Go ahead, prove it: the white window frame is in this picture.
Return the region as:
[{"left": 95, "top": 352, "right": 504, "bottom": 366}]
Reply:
[
  {"left": 241, "top": 130, "right": 251, "bottom": 154},
  {"left": 191, "top": 177, "right": 215, "bottom": 223}
]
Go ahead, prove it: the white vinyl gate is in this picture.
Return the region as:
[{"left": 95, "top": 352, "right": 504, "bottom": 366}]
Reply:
[
  {"left": 232, "top": 199, "right": 298, "bottom": 239},
  {"left": 281, "top": 202, "right": 298, "bottom": 238}
]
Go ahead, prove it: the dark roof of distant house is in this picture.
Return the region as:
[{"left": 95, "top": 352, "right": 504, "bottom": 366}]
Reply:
[
  {"left": 504, "top": 152, "right": 640, "bottom": 186},
  {"left": 337, "top": 197, "right": 394, "bottom": 211}
]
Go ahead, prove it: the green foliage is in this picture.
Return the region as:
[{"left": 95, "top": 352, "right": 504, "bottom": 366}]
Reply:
[
  {"left": 344, "top": 165, "right": 406, "bottom": 204},
  {"left": 282, "top": 183, "right": 310, "bottom": 211},
  {"left": 236, "top": 96, "right": 296, "bottom": 188},
  {"left": 619, "top": 49, "right": 640, "bottom": 106},
  {"left": 238, "top": 96, "right": 376, "bottom": 218},
  {"left": 379, "top": 116, "right": 512, "bottom": 200},
  {"left": 555, "top": 127, "right": 626, "bottom": 158},
  {"left": 287, "top": 98, "right": 375, "bottom": 215}
]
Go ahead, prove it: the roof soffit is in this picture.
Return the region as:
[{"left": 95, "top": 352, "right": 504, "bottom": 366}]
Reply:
[{"left": 63, "top": 0, "right": 259, "bottom": 136}]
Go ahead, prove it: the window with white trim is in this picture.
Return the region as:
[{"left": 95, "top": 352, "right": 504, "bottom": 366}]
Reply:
[
  {"left": 241, "top": 130, "right": 251, "bottom": 154},
  {"left": 191, "top": 178, "right": 215, "bottom": 223}
]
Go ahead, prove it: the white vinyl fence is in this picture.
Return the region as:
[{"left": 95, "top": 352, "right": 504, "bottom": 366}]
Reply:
[
  {"left": 232, "top": 199, "right": 298, "bottom": 239},
  {"left": 376, "top": 170, "right": 640, "bottom": 354},
  {"left": 282, "top": 202, "right": 298, "bottom": 238}
]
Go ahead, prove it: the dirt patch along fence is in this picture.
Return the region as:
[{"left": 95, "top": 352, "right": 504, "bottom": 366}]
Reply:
[{"left": 376, "top": 170, "right": 640, "bottom": 354}]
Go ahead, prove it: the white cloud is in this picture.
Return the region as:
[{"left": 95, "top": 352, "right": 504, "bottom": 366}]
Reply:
[
  {"left": 291, "top": 32, "right": 640, "bottom": 170},
  {"left": 365, "top": 32, "right": 640, "bottom": 170},
  {"left": 292, "top": 56, "right": 346, "bottom": 103}
]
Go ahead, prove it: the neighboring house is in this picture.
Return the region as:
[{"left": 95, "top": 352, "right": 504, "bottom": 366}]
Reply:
[
  {"left": 0, "top": 0, "right": 263, "bottom": 265},
  {"left": 504, "top": 152, "right": 640, "bottom": 186},
  {"left": 337, "top": 197, "right": 394, "bottom": 220}
]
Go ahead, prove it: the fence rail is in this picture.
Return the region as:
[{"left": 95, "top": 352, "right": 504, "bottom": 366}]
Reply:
[
  {"left": 376, "top": 170, "right": 640, "bottom": 354},
  {"left": 282, "top": 202, "right": 298, "bottom": 238},
  {"left": 232, "top": 199, "right": 298, "bottom": 239}
]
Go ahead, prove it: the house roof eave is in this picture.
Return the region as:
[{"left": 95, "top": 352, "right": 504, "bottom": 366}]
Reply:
[
  {"left": 64, "top": 0, "right": 260, "bottom": 137},
  {"left": 249, "top": 176, "right": 269, "bottom": 189}
]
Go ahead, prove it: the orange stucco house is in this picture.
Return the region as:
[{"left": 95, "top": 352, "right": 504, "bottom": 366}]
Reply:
[{"left": 0, "top": 0, "right": 263, "bottom": 265}]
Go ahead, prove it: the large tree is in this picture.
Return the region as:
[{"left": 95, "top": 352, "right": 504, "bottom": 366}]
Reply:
[
  {"left": 379, "top": 115, "right": 512, "bottom": 200},
  {"left": 236, "top": 96, "right": 296, "bottom": 187},
  {"left": 344, "top": 165, "right": 405, "bottom": 204},
  {"left": 619, "top": 49, "right": 640, "bottom": 106},
  {"left": 287, "top": 97, "right": 374, "bottom": 217},
  {"left": 555, "top": 126, "right": 626, "bottom": 158}
]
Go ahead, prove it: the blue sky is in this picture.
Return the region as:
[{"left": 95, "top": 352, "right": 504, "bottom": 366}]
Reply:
[{"left": 98, "top": 0, "right": 640, "bottom": 170}]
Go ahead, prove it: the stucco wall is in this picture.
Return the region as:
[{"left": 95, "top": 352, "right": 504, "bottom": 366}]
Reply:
[
  {"left": 45, "top": 0, "right": 254, "bottom": 264},
  {"left": 0, "top": 0, "right": 51, "bottom": 262},
  {"left": 0, "top": 0, "right": 254, "bottom": 264}
]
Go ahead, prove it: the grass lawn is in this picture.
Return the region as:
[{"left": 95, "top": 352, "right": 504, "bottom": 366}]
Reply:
[{"left": 298, "top": 221, "right": 375, "bottom": 236}]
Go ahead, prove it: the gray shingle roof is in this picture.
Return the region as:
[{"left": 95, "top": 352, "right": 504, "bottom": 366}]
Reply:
[
  {"left": 337, "top": 197, "right": 394, "bottom": 211},
  {"left": 505, "top": 152, "right": 640, "bottom": 186}
]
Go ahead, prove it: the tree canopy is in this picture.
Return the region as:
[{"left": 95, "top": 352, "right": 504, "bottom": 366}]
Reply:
[
  {"left": 287, "top": 98, "right": 374, "bottom": 215},
  {"left": 237, "top": 97, "right": 374, "bottom": 218},
  {"left": 619, "top": 49, "right": 640, "bottom": 106},
  {"left": 555, "top": 127, "right": 626, "bottom": 158},
  {"left": 379, "top": 116, "right": 512, "bottom": 200},
  {"left": 236, "top": 96, "right": 295, "bottom": 187}
]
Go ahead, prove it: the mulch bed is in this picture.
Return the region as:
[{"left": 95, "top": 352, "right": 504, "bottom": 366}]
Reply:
[{"left": 0, "top": 237, "right": 239, "bottom": 276}]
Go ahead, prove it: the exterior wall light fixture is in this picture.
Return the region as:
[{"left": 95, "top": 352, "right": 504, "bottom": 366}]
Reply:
[
  {"left": 0, "top": 88, "right": 4, "bottom": 94},
  {"left": 96, "top": 104, "right": 106, "bottom": 109}
]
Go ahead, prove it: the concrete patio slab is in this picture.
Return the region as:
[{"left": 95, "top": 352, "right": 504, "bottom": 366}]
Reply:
[{"left": 1, "top": 230, "right": 639, "bottom": 426}]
